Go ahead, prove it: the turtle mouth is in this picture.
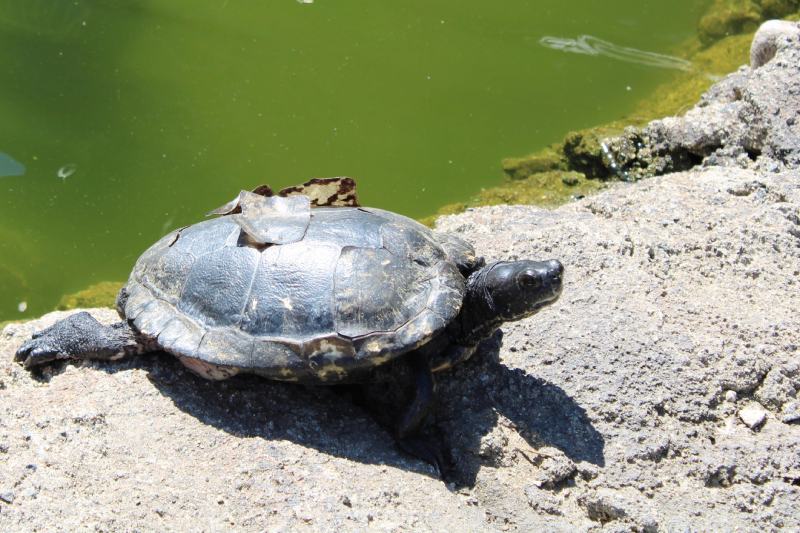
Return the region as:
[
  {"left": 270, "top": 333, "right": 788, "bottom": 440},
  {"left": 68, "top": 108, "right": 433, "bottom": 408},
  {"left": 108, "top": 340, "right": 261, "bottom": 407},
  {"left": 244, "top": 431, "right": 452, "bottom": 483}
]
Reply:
[{"left": 531, "top": 284, "right": 562, "bottom": 310}]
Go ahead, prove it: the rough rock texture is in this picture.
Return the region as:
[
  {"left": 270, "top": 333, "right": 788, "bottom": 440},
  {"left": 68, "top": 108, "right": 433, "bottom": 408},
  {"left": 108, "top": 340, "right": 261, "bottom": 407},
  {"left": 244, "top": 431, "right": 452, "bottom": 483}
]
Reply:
[
  {"left": 2, "top": 164, "right": 799, "bottom": 531},
  {"left": 750, "top": 19, "right": 800, "bottom": 66},
  {"left": 604, "top": 20, "right": 800, "bottom": 180}
]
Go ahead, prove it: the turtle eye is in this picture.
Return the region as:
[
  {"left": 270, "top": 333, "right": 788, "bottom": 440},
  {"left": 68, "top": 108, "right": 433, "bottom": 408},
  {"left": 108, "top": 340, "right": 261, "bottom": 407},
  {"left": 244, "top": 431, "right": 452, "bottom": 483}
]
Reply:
[{"left": 518, "top": 270, "right": 541, "bottom": 289}]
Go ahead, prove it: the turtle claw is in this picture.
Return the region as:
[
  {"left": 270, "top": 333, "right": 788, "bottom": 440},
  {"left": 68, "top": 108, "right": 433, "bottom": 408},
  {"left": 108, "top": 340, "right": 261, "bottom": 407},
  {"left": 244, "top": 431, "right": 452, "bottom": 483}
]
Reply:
[
  {"left": 398, "top": 434, "right": 450, "bottom": 479},
  {"left": 14, "top": 312, "right": 147, "bottom": 371},
  {"left": 15, "top": 337, "right": 67, "bottom": 368}
]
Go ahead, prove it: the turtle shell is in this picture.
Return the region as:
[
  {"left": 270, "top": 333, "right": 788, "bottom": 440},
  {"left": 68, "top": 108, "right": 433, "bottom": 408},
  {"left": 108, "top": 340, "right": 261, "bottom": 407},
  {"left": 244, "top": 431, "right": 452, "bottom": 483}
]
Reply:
[{"left": 122, "top": 207, "right": 465, "bottom": 382}]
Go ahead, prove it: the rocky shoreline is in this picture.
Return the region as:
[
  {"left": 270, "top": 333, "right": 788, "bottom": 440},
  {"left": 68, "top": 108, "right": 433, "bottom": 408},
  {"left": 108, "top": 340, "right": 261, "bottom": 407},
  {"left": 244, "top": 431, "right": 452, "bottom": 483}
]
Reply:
[{"left": 2, "top": 21, "right": 799, "bottom": 533}]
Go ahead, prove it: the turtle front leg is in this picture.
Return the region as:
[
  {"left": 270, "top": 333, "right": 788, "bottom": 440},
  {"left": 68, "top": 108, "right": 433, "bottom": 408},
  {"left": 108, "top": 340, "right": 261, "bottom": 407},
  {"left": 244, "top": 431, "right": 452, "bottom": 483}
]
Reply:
[
  {"left": 15, "top": 311, "right": 155, "bottom": 369},
  {"left": 395, "top": 351, "right": 447, "bottom": 477}
]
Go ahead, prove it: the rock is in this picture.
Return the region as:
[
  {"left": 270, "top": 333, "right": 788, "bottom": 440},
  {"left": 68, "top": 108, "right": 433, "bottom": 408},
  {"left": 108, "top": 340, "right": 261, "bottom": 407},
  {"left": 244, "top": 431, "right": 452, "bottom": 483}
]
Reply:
[
  {"left": 756, "top": 364, "right": 799, "bottom": 409},
  {"left": 725, "top": 390, "right": 738, "bottom": 403},
  {"left": 530, "top": 452, "right": 577, "bottom": 489},
  {"left": 577, "top": 488, "right": 658, "bottom": 531},
  {"left": 751, "top": 20, "right": 800, "bottom": 67},
  {"left": 578, "top": 490, "right": 628, "bottom": 523},
  {"left": 524, "top": 485, "right": 562, "bottom": 516},
  {"left": 604, "top": 24, "right": 800, "bottom": 178},
  {"left": 781, "top": 401, "right": 800, "bottom": 424},
  {"left": 739, "top": 404, "right": 768, "bottom": 429}
]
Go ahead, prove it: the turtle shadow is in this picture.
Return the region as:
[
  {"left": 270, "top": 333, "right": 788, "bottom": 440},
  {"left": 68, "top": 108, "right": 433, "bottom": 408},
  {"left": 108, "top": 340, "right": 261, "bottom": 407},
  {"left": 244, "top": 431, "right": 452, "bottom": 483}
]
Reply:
[
  {"left": 141, "top": 354, "right": 439, "bottom": 477},
  {"left": 433, "top": 331, "right": 606, "bottom": 487},
  {"left": 18, "top": 331, "right": 605, "bottom": 486},
  {"left": 143, "top": 330, "right": 603, "bottom": 487}
]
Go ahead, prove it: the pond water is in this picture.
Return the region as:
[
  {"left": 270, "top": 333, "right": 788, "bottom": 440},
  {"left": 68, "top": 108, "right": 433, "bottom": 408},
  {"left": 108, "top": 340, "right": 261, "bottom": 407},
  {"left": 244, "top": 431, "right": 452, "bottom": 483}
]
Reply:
[{"left": 0, "top": 0, "right": 708, "bottom": 320}]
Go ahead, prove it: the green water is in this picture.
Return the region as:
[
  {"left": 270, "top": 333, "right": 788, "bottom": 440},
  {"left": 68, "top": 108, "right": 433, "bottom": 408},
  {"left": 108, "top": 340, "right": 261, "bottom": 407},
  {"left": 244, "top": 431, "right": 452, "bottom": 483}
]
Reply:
[{"left": 0, "top": 0, "right": 708, "bottom": 320}]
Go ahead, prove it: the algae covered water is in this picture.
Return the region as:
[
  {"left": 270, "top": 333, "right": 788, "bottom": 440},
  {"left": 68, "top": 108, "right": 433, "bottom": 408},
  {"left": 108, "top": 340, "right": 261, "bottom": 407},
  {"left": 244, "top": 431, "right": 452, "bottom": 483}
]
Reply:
[{"left": 0, "top": 1, "right": 707, "bottom": 320}]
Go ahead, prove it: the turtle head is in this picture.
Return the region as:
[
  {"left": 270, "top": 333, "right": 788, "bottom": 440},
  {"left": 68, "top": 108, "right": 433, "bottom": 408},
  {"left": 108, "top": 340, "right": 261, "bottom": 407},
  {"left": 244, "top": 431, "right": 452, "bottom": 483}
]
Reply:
[{"left": 478, "top": 260, "right": 563, "bottom": 321}]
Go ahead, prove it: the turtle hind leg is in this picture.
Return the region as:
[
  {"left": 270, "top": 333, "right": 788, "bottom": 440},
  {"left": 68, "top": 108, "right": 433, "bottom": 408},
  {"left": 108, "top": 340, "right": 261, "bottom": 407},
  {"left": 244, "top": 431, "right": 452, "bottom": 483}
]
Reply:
[
  {"left": 394, "top": 351, "right": 450, "bottom": 478},
  {"left": 15, "top": 311, "right": 155, "bottom": 369}
]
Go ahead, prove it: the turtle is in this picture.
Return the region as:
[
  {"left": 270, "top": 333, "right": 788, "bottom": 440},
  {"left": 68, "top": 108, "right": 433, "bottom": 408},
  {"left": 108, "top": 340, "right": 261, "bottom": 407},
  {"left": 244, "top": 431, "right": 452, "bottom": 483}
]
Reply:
[{"left": 15, "top": 177, "right": 563, "bottom": 472}]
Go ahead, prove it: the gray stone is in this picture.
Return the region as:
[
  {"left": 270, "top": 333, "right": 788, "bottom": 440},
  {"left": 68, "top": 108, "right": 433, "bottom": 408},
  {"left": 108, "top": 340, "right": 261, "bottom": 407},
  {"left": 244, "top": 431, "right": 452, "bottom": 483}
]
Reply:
[
  {"left": 751, "top": 20, "right": 800, "bottom": 68},
  {"left": 739, "top": 405, "right": 768, "bottom": 429},
  {"left": 524, "top": 485, "right": 562, "bottom": 516},
  {"left": 603, "top": 25, "right": 800, "bottom": 178},
  {"left": 782, "top": 401, "right": 800, "bottom": 424}
]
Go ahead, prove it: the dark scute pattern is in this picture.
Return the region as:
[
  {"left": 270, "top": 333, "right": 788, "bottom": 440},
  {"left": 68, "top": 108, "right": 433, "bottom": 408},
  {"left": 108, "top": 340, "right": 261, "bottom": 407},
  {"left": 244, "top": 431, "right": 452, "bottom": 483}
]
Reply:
[
  {"left": 241, "top": 242, "right": 341, "bottom": 338},
  {"left": 197, "top": 328, "right": 254, "bottom": 367},
  {"left": 139, "top": 248, "right": 194, "bottom": 304},
  {"left": 334, "top": 246, "right": 433, "bottom": 338},
  {"left": 125, "top": 203, "right": 467, "bottom": 375},
  {"left": 434, "top": 232, "right": 481, "bottom": 274},
  {"left": 380, "top": 221, "right": 445, "bottom": 267},
  {"left": 124, "top": 281, "right": 156, "bottom": 321},
  {"left": 426, "top": 262, "right": 465, "bottom": 320},
  {"left": 251, "top": 339, "right": 305, "bottom": 375},
  {"left": 394, "top": 310, "right": 446, "bottom": 349},
  {"left": 178, "top": 246, "right": 261, "bottom": 328},
  {"left": 277, "top": 177, "right": 359, "bottom": 207},
  {"left": 131, "top": 230, "right": 178, "bottom": 282},
  {"left": 303, "top": 208, "right": 385, "bottom": 249},
  {"left": 156, "top": 314, "right": 204, "bottom": 358},
  {"left": 133, "top": 300, "right": 170, "bottom": 337},
  {"left": 361, "top": 207, "right": 432, "bottom": 233}
]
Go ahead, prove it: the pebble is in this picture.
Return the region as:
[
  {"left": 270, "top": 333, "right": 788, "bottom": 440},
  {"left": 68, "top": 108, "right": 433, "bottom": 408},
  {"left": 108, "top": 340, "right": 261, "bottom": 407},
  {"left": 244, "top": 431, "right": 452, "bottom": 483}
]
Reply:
[
  {"left": 724, "top": 390, "right": 737, "bottom": 403},
  {"left": 739, "top": 405, "right": 767, "bottom": 429},
  {"left": 0, "top": 491, "right": 15, "bottom": 504}
]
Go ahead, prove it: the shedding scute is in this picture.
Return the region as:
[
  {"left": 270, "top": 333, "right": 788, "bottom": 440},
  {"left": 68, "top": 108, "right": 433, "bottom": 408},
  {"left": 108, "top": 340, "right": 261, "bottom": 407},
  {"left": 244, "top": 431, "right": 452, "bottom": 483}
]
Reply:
[
  {"left": 302, "top": 208, "right": 385, "bottom": 249},
  {"left": 232, "top": 193, "right": 311, "bottom": 245},
  {"left": 173, "top": 218, "right": 241, "bottom": 257}
]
